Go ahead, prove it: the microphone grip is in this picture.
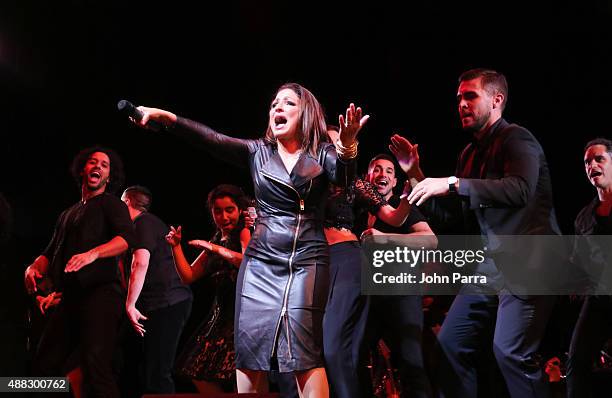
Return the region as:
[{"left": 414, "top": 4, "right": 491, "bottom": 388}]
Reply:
[
  {"left": 246, "top": 199, "right": 257, "bottom": 232},
  {"left": 117, "top": 99, "right": 163, "bottom": 132}
]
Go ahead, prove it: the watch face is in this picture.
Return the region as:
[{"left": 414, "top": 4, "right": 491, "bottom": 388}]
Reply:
[{"left": 448, "top": 176, "right": 457, "bottom": 192}]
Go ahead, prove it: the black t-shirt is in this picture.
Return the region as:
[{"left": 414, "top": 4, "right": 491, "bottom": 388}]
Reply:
[
  {"left": 133, "top": 212, "right": 192, "bottom": 312},
  {"left": 42, "top": 192, "right": 136, "bottom": 295},
  {"left": 354, "top": 195, "right": 427, "bottom": 236}
]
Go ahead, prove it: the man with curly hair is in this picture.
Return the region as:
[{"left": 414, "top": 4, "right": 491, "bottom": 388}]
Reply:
[{"left": 24, "top": 146, "right": 136, "bottom": 398}]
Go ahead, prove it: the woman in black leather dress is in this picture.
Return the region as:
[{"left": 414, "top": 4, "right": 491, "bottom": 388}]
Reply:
[
  {"left": 134, "top": 83, "right": 367, "bottom": 397},
  {"left": 165, "top": 184, "right": 250, "bottom": 395}
]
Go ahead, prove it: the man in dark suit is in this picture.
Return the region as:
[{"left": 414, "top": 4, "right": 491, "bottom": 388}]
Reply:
[
  {"left": 566, "top": 138, "right": 612, "bottom": 398},
  {"left": 392, "top": 68, "right": 561, "bottom": 398}
]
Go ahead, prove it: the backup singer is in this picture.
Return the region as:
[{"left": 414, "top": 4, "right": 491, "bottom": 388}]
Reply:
[{"left": 24, "top": 147, "right": 135, "bottom": 398}]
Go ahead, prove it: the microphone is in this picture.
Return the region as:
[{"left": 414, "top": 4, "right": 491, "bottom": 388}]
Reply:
[
  {"left": 246, "top": 198, "right": 258, "bottom": 232},
  {"left": 117, "top": 100, "right": 163, "bottom": 132}
]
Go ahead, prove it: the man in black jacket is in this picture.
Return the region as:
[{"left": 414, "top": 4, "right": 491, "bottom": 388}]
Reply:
[
  {"left": 566, "top": 138, "right": 612, "bottom": 398},
  {"left": 394, "top": 69, "right": 561, "bottom": 398},
  {"left": 24, "top": 147, "right": 136, "bottom": 398}
]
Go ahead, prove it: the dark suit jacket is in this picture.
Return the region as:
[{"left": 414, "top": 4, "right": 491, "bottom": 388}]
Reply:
[{"left": 423, "top": 118, "right": 564, "bottom": 293}]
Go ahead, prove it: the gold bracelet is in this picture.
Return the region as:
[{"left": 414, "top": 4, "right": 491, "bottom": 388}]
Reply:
[
  {"left": 336, "top": 139, "right": 359, "bottom": 159},
  {"left": 336, "top": 139, "right": 358, "bottom": 152}
]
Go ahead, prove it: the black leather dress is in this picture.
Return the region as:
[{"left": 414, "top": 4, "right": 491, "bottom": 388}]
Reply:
[{"left": 172, "top": 117, "right": 355, "bottom": 372}]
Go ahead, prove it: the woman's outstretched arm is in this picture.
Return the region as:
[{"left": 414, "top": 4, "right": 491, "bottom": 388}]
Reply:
[{"left": 135, "top": 106, "right": 257, "bottom": 166}]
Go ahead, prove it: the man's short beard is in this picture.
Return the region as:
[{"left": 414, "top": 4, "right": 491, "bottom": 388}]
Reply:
[
  {"left": 462, "top": 111, "right": 490, "bottom": 134},
  {"left": 85, "top": 178, "right": 108, "bottom": 192}
]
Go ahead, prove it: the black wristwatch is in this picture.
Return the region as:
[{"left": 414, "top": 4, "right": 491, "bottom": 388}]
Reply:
[{"left": 448, "top": 176, "right": 458, "bottom": 194}]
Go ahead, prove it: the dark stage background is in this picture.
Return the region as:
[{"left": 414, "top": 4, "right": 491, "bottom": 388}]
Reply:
[{"left": 0, "top": 1, "right": 611, "bottom": 376}]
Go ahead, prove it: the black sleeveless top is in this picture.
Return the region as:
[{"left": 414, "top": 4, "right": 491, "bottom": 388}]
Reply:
[{"left": 324, "top": 178, "right": 387, "bottom": 230}]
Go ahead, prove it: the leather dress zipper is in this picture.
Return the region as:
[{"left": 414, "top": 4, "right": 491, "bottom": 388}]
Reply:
[{"left": 261, "top": 172, "right": 312, "bottom": 360}]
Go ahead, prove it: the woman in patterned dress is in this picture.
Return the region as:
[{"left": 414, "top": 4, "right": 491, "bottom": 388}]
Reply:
[{"left": 166, "top": 184, "right": 250, "bottom": 394}]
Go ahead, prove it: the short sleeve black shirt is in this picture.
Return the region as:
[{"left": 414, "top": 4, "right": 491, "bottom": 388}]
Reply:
[
  {"left": 133, "top": 212, "right": 192, "bottom": 311},
  {"left": 353, "top": 195, "right": 427, "bottom": 236},
  {"left": 42, "top": 193, "right": 136, "bottom": 294}
]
